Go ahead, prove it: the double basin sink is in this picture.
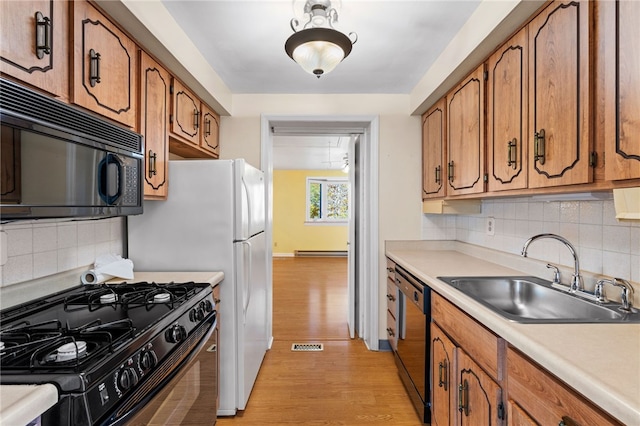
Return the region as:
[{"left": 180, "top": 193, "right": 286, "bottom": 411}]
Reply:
[{"left": 437, "top": 276, "right": 640, "bottom": 323}]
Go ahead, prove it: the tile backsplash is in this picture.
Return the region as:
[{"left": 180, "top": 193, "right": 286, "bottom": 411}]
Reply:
[
  {"left": 0, "top": 217, "right": 124, "bottom": 287},
  {"left": 422, "top": 196, "right": 640, "bottom": 284}
]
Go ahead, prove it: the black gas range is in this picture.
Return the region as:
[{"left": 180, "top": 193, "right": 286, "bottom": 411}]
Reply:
[{"left": 0, "top": 281, "right": 217, "bottom": 425}]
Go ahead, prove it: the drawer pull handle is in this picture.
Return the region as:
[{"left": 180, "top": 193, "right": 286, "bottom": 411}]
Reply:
[
  {"left": 435, "top": 165, "right": 441, "bottom": 184},
  {"left": 89, "top": 49, "right": 101, "bottom": 87},
  {"left": 448, "top": 161, "right": 454, "bottom": 182},
  {"left": 205, "top": 117, "right": 212, "bottom": 137},
  {"left": 534, "top": 129, "right": 546, "bottom": 165},
  {"left": 507, "top": 138, "right": 517, "bottom": 169},
  {"left": 386, "top": 267, "right": 394, "bottom": 273},
  {"left": 458, "top": 380, "right": 469, "bottom": 416},
  {"left": 386, "top": 294, "right": 395, "bottom": 302},
  {"left": 386, "top": 327, "right": 395, "bottom": 337},
  {"left": 35, "top": 11, "right": 52, "bottom": 59},
  {"left": 438, "top": 360, "right": 448, "bottom": 390}
]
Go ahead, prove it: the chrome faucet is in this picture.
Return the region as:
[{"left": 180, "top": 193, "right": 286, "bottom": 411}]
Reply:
[{"left": 521, "top": 234, "right": 583, "bottom": 292}]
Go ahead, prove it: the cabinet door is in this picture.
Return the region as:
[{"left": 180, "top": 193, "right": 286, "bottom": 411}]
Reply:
[
  {"left": 603, "top": 0, "right": 640, "bottom": 181},
  {"left": 457, "top": 350, "right": 502, "bottom": 426},
  {"left": 171, "top": 78, "right": 201, "bottom": 146},
  {"left": 431, "top": 323, "right": 456, "bottom": 426},
  {"left": 528, "top": 0, "right": 592, "bottom": 188},
  {"left": 200, "top": 104, "right": 220, "bottom": 158},
  {"left": 507, "top": 400, "right": 538, "bottom": 426},
  {"left": 72, "top": 0, "right": 138, "bottom": 128},
  {"left": 0, "top": 0, "right": 69, "bottom": 100},
  {"left": 487, "top": 27, "right": 528, "bottom": 192},
  {"left": 423, "top": 98, "right": 447, "bottom": 199},
  {"left": 139, "top": 52, "right": 169, "bottom": 200},
  {"left": 447, "top": 65, "right": 486, "bottom": 196}
]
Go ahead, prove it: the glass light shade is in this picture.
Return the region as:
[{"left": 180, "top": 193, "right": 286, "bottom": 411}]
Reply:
[
  {"left": 292, "top": 41, "right": 345, "bottom": 76},
  {"left": 285, "top": 27, "right": 353, "bottom": 77}
]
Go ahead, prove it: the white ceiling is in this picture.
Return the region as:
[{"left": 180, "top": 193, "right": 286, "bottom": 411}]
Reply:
[
  {"left": 160, "top": 0, "right": 482, "bottom": 94},
  {"left": 158, "top": 0, "right": 481, "bottom": 169}
]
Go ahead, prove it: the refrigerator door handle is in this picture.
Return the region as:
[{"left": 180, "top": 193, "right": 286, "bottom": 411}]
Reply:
[{"left": 241, "top": 240, "right": 252, "bottom": 324}]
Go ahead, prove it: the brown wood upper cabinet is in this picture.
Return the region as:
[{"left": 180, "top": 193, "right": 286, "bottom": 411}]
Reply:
[
  {"left": 139, "top": 52, "right": 169, "bottom": 200},
  {"left": 170, "top": 78, "right": 200, "bottom": 147},
  {"left": 71, "top": 0, "right": 138, "bottom": 129},
  {"left": 486, "top": 26, "right": 528, "bottom": 192},
  {"left": 422, "top": 98, "right": 447, "bottom": 199},
  {"left": 527, "top": 0, "right": 592, "bottom": 189},
  {"left": 169, "top": 78, "right": 220, "bottom": 158},
  {"left": 603, "top": 0, "right": 640, "bottom": 181},
  {"left": 446, "top": 65, "right": 486, "bottom": 196},
  {"left": 200, "top": 103, "right": 220, "bottom": 158},
  {"left": 0, "top": 0, "right": 69, "bottom": 101}
]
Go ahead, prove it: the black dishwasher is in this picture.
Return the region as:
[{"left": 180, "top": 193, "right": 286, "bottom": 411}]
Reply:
[{"left": 393, "top": 265, "right": 431, "bottom": 424}]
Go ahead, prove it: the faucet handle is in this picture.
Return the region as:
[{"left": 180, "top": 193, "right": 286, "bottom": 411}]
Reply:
[
  {"left": 546, "top": 263, "right": 561, "bottom": 285},
  {"left": 597, "top": 278, "right": 634, "bottom": 311},
  {"left": 611, "top": 278, "right": 634, "bottom": 311},
  {"left": 594, "top": 279, "right": 609, "bottom": 303}
]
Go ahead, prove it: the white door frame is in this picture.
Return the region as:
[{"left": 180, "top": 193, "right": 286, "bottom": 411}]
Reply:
[{"left": 260, "top": 114, "right": 380, "bottom": 350}]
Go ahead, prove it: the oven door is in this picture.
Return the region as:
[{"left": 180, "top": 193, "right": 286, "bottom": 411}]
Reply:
[{"left": 106, "top": 312, "right": 218, "bottom": 426}]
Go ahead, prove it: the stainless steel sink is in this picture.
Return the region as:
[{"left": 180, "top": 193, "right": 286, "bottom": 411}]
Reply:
[{"left": 437, "top": 276, "right": 640, "bottom": 323}]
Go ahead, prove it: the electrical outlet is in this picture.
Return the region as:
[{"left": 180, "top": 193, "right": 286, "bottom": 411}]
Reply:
[{"left": 486, "top": 217, "right": 495, "bottom": 236}]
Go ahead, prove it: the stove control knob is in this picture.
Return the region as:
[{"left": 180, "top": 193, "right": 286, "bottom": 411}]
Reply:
[
  {"left": 119, "top": 368, "right": 138, "bottom": 391},
  {"left": 201, "top": 300, "right": 213, "bottom": 313},
  {"left": 140, "top": 350, "right": 157, "bottom": 371},
  {"left": 166, "top": 324, "right": 187, "bottom": 343},
  {"left": 195, "top": 307, "right": 205, "bottom": 321}
]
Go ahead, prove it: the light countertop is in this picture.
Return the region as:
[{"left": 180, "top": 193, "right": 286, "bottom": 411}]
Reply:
[
  {"left": 385, "top": 240, "right": 640, "bottom": 426},
  {"left": 0, "top": 384, "right": 58, "bottom": 425},
  {"left": 0, "top": 271, "right": 224, "bottom": 425}
]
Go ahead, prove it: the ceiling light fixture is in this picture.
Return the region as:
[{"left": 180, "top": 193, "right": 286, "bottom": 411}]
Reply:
[{"left": 285, "top": 0, "right": 357, "bottom": 78}]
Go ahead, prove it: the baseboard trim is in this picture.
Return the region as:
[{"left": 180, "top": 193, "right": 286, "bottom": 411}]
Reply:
[
  {"left": 294, "top": 250, "right": 348, "bottom": 257},
  {"left": 378, "top": 339, "right": 392, "bottom": 352},
  {"left": 273, "top": 253, "right": 294, "bottom": 258}
]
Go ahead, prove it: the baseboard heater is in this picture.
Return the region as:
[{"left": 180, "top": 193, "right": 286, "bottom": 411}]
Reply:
[{"left": 294, "top": 250, "right": 347, "bottom": 257}]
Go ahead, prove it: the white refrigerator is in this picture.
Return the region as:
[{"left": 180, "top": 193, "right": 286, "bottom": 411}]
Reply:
[{"left": 127, "top": 159, "right": 270, "bottom": 416}]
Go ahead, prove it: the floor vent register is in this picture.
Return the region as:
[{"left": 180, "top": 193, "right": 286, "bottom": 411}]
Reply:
[{"left": 291, "top": 343, "right": 324, "bottom": 352}]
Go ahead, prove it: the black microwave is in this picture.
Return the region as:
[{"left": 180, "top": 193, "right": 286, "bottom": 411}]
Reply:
[{"left": 0, "top": 78, "right": 144, "bottom": 220}]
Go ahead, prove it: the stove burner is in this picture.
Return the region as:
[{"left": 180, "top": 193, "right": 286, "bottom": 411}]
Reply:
[
  {"left": 100, "top": 293, "right": 118, "bottom": 304},
  {"left": 55, "top": 341, "right": 87, "bottom": 362},
  {"left": 153, "top": 293, "right": 171, "bottom": 304}
]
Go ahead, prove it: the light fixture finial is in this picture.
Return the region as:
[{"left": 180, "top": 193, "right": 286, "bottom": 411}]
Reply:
[{"left": 285, "top": 0, "right": 357, "bottom": 78}]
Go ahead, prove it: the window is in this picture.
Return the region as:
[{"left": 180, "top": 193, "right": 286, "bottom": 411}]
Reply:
[{"left": 306, "top": 178, "right": 349, "bottom": 223}]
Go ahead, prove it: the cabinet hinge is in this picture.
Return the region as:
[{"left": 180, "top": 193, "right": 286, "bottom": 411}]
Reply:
[
  {"left": 497, "top": 401, "right": 505, "bottom": 420},
  {"left": 483, "top": 173, "right": 488, "bottom": 182},
  {"left": 589, "top": 151, "right": 597, "bottom": 167},
  {"left": 484, "top": 70, "right": 488, "bottom": 81},
  {"left": 170, "top": 84, "right": 174, "bottom": 95}
]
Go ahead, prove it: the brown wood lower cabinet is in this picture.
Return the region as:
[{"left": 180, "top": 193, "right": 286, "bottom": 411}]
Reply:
[
  {"left": 507, "top": 347, "right": 622, "bottom": 426},
  {"left": 429, "top": 290, "right": 622, "bottom": 426}
]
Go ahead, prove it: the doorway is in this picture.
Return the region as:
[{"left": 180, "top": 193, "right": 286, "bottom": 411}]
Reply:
[{"left": 261, "top": 115, "right": 380, "bottom": 350}]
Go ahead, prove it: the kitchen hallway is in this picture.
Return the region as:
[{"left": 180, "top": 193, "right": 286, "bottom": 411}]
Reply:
[{"left": 217, "top": 257, "right": 421, "bottom": 425}]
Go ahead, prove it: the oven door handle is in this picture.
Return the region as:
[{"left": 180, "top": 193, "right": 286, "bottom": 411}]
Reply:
[{"left": 103, "top": 312, "right": 217, "bottom": 425}]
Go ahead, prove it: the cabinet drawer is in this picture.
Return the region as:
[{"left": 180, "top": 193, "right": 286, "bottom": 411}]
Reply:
[
  {"left": 385, "top": 258, "right": 396, "bottom": 280},
  {"left": 432, "top": 292, "right": 500, "bottom": 381},
  {"left": 386, "top": 310, "right": 397, "bottom": 351},
  {"left": 386, "top": 279, "right": 397, "bottom": 318},
  {"left": 507, "top": 347, "right": 621, "bottom": 425}
]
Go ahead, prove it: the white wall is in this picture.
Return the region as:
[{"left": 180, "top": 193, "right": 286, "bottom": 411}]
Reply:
[
  {"left": 0, "top": 218, "right": 125, "bottom": 287},
  {"left": 423, "top": 197, "right": 640, "bottom": 286}
]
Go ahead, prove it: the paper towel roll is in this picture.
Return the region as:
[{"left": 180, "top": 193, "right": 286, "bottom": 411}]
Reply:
[{"left": 81, "top": 270, "right": 112, "bottom": 284}]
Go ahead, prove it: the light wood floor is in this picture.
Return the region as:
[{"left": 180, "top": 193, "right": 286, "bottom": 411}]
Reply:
[{"left": 217, "top": 257, "right": 422, "bottom": 425}]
